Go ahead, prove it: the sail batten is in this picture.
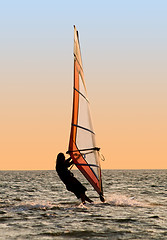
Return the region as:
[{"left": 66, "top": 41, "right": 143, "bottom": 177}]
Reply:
[
  {"left": 72, "top": 124, "right": 95, "bottom": 134},
  {"left": 74, "top": 88, "right": 89, "bottom": 103},
  {"left": 68, "top": 26, "right": 104, "bottom": 199}
]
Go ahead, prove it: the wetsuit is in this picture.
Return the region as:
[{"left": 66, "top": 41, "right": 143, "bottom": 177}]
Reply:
[{"left": 56, "top": 157, "right": 87, "bottom": 199}]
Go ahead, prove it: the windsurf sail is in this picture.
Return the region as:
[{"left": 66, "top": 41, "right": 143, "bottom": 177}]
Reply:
[{"left": 67, "top": 25, "right": 104, "bottom": 201}]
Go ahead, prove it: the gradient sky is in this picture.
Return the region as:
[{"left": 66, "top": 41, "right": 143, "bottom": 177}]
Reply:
[{"left": 0, "top": 0, "right": 167, "bottom": 170}]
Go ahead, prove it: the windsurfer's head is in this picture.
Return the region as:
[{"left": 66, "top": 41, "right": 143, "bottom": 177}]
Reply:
[{"left": 56, "top": 152, "right": 65, "bottom": 164}]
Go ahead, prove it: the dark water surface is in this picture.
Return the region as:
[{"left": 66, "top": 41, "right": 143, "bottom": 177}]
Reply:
[{"left": 0, "top": 170, "right": 166, "bottom": 239}]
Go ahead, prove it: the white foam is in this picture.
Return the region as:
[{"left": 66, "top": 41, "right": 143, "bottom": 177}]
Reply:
[{"left": 105, "top": 194, "right": 149, "bottom": 207}]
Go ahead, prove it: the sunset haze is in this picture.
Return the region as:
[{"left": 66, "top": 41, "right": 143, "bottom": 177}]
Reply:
[{"left": 0, "top": 0, "right": 167, "bottom": 170}]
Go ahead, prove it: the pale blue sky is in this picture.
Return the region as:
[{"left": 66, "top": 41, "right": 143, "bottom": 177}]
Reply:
[{"left": 0, "top": 0, "right": 167, "bottom": 169}]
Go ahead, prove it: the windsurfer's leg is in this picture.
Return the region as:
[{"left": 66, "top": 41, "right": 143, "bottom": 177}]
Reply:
[
  {"left": 85, "top": 195, "right": 93, "bottom": 203},
  {"left": 80, "top": 193, "right": 86, "bottom": 204}
]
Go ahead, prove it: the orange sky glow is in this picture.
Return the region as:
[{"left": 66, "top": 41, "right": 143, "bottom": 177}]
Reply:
[{"left": 0, "top": 1, "right": 167, "bottom": 170}]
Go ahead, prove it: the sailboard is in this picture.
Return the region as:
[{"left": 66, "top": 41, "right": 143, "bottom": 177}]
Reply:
[{"left": 67, "top": 25, "right": 105, "bottom": 202}]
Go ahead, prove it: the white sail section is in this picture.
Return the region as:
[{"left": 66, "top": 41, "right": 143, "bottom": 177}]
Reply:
[{"left": 76, "top": 74, "right": 99, "bottom": 178}]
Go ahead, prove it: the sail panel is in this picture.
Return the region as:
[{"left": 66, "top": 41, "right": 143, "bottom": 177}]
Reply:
[
  {"left": 69, "top": 143, "right": 102, "bottom": 194},
  {"left": 68, "top": 26, "right": 103, "bottom": 196},
  {"left": 77, "top": 75, "right": 92, "bottom": 134}
]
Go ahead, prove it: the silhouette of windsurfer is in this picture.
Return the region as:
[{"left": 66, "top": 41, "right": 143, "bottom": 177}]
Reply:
[{"left": 56, "top": 152, "right": 93, "bottom": 204}]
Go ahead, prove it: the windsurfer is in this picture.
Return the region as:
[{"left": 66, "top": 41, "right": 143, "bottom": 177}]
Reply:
[{"left": 56, "top": 152, "right": 93, "bottom": 204}]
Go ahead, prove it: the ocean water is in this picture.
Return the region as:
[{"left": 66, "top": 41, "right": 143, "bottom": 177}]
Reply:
[{"left": 0, "top": 169, "right": 166, "bottom": 240}]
